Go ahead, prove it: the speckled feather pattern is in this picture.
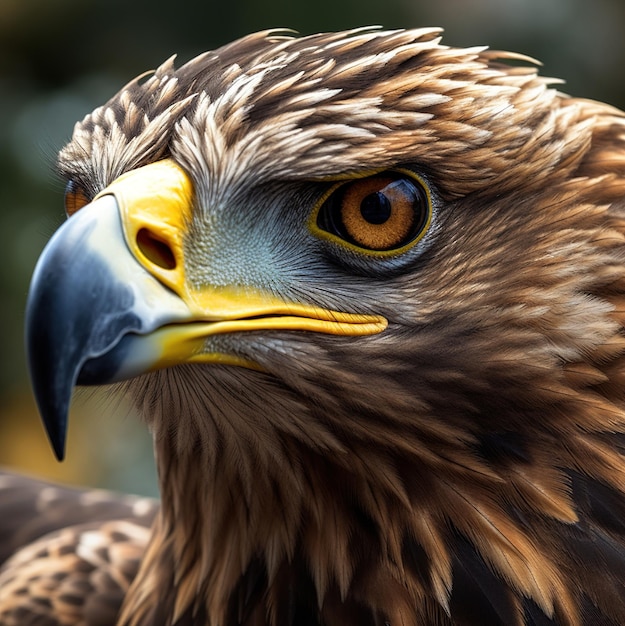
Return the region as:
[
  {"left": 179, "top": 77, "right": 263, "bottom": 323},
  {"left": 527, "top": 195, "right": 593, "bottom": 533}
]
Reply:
[
  {"left": 0, "top": 473, "right": 157, "bottom": 625},
  {"left": 7, "top": 27, "right": 625, "bottom": 625}
]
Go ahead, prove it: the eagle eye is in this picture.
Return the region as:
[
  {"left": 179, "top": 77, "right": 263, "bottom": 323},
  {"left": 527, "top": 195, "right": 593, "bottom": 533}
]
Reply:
[
  {"left": 64, "top": 180, "right": 91, "bottom": 216},
  {"left": 314, "top": 171, "right": 431, "bottom": 253}
]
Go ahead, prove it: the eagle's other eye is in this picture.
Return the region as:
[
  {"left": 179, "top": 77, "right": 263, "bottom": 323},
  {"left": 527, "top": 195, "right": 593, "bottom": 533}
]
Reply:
[
  {"left": 315, "top": 171, "right": 431, "bottom": 252},
  {"left": 64, "top": 180, "right": 91, "bottom": 216}
]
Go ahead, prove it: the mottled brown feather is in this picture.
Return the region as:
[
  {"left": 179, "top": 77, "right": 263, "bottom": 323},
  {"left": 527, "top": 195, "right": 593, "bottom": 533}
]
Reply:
[{"left": 0, "top": 473, "right": 158, "bottom": 625}]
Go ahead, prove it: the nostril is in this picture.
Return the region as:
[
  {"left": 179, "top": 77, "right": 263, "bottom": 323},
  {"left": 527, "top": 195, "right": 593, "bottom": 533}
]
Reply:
[{"left": 136, "top": 228, "right": 177, "bottom": 270}]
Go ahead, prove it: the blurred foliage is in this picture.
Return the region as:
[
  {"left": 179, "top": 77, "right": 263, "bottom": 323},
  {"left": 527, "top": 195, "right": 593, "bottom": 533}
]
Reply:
[{"left": 1, "top": 0, "right": 624, "bottom": 496}]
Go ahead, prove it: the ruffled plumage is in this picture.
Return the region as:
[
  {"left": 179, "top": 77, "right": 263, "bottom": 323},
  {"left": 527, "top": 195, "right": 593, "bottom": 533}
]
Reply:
[{"left": 5, "top": 28, "right": 625, "bottom": 625}]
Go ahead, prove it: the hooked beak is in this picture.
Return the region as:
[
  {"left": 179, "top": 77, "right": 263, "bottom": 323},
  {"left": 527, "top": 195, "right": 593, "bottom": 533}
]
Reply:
[{"left": 25, "top": 159, "right": 387, "bottom": 460}]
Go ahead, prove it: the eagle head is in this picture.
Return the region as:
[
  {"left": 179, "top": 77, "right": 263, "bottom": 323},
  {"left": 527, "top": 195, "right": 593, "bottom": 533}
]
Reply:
[{"left": 25, "top": 28, "right": 625, "bottom": 625}]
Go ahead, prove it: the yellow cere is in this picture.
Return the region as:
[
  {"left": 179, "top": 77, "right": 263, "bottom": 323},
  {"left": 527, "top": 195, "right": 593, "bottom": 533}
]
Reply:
[{"left": 94, "top": 159, "right": 194, "bottom": 299}]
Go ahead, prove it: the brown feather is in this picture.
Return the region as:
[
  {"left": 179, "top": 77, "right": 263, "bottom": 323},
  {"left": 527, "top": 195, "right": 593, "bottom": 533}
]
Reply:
[
  {"left": 0, "top": 473, "right": 158, "bottom": 625},
  {"left": 9, "top": 27, "right": 625, "bottom": 625}
]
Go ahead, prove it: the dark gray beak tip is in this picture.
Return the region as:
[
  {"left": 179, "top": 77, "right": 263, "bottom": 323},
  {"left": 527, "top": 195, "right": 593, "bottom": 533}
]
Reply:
[
  {"left": 27, "top": 378, "right": 68, "bottom": 461},
  {"left": 45, "top": 419, "right": 66, "bottom": 462},
  {"left": 52, "top": 443, "right": 66, "bottom": 462},
  {"left": 26, "top": 294, "right": 71, "bottom": 463}
]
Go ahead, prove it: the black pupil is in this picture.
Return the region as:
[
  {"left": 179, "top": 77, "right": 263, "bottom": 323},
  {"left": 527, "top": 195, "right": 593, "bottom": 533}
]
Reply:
[{"left": 360, "top": 192, "right": 392, "bottom": 224}]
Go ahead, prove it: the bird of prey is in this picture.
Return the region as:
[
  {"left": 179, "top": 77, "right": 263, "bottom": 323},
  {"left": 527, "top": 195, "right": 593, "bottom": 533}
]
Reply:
[{"left": 2, "top": 26, "right": 625, "bottom": 626}]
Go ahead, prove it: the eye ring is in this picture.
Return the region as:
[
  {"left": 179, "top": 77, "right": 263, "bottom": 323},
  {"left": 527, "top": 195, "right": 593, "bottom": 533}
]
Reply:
[
  {"left": 311, "top": 169, "right": 432, "bottom": 255},
  {"left": 64, "top": 180, "right": 91, "bottom": 216}
]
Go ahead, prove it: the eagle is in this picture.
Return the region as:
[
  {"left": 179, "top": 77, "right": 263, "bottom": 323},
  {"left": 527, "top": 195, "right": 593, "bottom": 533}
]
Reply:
[{"left": 2, "top": 26, "right": 625, "bottom": 626}]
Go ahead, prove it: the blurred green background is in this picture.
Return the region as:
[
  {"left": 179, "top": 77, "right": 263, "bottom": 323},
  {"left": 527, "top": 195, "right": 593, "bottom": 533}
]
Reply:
[{"left": 2, "top": 0, "right": 625, "bottom": 497}]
